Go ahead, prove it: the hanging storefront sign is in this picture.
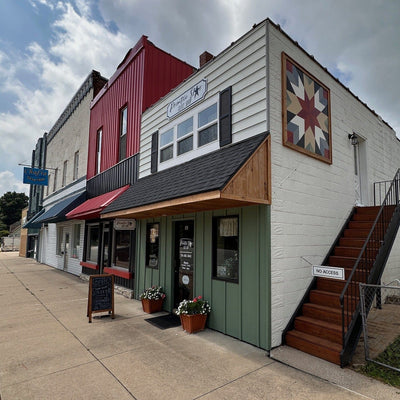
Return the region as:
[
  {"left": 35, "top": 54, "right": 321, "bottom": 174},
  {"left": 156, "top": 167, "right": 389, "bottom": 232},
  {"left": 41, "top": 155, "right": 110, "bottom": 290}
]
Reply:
[
  {"left": 114, "top": 218, "right": 136, "bottom": 230},
  {"left": 23, "top": 167, "right": 48, "bottom": 186},
  {"left": 167, "top": 79, "right": 207, "bottom": 118}
]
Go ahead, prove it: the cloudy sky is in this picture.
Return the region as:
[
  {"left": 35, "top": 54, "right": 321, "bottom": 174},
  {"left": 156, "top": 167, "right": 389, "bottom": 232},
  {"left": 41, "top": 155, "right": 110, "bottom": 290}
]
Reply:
[{"left": 0, "top": 0, "right": 399, "bottom": 196}]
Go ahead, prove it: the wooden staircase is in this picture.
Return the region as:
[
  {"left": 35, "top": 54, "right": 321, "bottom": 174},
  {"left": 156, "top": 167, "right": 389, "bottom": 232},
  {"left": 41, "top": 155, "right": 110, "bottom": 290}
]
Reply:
[{"left": 285, "top": 206, "right": 381, "bottom": 365}]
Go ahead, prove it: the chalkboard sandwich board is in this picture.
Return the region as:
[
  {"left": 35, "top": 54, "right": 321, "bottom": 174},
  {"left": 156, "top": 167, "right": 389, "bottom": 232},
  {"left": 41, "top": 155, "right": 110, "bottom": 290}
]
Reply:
[{"left": 87, "top": 274, "right": 115, "bottom": 323}]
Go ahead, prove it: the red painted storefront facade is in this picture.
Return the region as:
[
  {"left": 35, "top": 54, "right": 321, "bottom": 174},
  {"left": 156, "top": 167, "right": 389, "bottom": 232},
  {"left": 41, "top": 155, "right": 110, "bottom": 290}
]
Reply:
[
  {"left": 87, "top": 35, "right": 194, "bottom": 179},
  {"left": 70, "top": 35, "right": 194, "bottom": 293}
]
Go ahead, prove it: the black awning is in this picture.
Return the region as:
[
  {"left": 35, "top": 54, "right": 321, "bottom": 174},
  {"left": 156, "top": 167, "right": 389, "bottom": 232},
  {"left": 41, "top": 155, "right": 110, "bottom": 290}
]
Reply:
[
  {"left": 33, "top": 192, "right": 86, "bottom": 225},
  {"left": 23, "top": 209, "right": 46, "bottom": 229}
]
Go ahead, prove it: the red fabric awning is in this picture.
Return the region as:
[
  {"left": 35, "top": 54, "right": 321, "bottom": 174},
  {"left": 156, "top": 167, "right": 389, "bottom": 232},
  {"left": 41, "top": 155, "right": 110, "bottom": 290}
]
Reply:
[{"left": 66, "top": 185, "right": 129, "bottom": 220}]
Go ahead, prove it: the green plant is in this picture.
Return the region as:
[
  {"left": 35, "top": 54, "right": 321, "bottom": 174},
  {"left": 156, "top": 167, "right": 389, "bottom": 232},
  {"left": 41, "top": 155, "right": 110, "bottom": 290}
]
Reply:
[
  {"left": 140, "top": 286, "right": 166, "bottom": 301},
  {"left": 175, "top": 296, "right": 211, "bottom": 315},
  {"left": 358, "top": 335, "right": 400, "bottom": 388}
]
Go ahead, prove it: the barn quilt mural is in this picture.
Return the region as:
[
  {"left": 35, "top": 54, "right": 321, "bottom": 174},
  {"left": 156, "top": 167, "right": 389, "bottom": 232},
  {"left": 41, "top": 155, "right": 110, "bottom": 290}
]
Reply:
[{"left": 282, "top": 53, "right": 332, "bottom": 164}]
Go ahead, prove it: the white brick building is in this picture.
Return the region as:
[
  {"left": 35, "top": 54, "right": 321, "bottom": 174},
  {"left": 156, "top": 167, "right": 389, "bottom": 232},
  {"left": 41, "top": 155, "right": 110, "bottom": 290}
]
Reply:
[{"left": 35, "top": 71, "right": 107, "bottom": 275}]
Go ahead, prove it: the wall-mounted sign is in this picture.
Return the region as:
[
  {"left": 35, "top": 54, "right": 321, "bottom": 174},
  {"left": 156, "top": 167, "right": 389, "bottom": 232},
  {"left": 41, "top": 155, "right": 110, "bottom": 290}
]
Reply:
[
  {"left": 23, "top": 167, "right": 48, "bottom": 186},
  {"left": 114, "top": 218, "right": 136, "bottom": 230},
  {"left": 182, "top": 275, "right": 190, "bottom": 285},
  {"left": 167, "top": 79, "right": 207, "bottom": 119},
  {"left": 312, "top": 265, "right": 345, "bottom": 280}
]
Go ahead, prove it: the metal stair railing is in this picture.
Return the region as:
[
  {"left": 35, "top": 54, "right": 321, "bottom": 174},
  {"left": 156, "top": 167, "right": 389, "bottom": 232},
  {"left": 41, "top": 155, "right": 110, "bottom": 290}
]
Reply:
[{"left": 339, "top": 168, "right": 400, "bottom": 366}]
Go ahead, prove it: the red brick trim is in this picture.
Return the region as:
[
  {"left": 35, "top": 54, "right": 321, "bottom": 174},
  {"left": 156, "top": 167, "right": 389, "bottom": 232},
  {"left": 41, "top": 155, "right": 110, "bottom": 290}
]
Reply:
[
  {"left": 80, "top": 261, "right": 99, "bottom": 270},
  {"left": 104, "top": 267, "right": 132, "bottom": 280}
]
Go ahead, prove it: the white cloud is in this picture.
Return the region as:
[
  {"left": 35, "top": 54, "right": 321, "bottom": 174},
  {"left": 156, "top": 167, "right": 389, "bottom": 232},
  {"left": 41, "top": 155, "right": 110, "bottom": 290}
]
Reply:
[
  {"left": 95, "top": 0, "right": 400, "bottom": 136},
  {"left": 0, "top": 1, "right": 131, "bottom": 194},
  {"left": 0, "top": 0, "right": 399, "bottom": 200},
  {"left": 0, "top": 171, "right": 29, "bottom": 196}
]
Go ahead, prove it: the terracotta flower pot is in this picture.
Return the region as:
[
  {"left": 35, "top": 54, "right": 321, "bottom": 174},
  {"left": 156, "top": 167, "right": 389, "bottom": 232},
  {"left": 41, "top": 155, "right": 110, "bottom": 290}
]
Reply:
[
  {"left": 180, "top": 313, "right": 207, "bottom": 333},
  {"left": 141, "top": 298, "right": 163, "bottom": 313}
]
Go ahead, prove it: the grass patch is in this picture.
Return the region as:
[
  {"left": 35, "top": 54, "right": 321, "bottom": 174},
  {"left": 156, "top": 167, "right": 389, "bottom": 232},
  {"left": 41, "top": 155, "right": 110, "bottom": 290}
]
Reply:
[{"left": 359, "top": 335, "right": 400, "bottom": 387}]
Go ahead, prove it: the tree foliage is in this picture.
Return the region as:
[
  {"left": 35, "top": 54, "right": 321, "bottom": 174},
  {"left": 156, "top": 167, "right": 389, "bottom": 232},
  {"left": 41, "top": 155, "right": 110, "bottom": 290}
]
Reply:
[{"left": 0, "top": 192, "right": 28, "bottom": 228}]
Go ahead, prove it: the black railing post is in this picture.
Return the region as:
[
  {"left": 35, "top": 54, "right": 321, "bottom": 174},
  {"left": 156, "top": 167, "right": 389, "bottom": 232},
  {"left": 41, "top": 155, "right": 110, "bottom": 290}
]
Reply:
[
  {"left": 340, "top": 168, "right": 400, "bottom": 365},
  {"left": 376, "top": 279, "right": 382, "bottom": 309}
]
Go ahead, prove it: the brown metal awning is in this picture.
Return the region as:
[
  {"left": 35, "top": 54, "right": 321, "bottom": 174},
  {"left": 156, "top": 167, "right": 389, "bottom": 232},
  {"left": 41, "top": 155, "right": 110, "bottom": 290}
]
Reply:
[{"left": 101, "top": 135, "right": 271, "bottom": 219}]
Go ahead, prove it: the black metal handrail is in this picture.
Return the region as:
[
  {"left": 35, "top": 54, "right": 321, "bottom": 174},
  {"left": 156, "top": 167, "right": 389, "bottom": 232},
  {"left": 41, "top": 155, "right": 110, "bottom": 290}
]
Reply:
[
  {"left": 340, "top": 168, "right": 400, "bottom": 364},
  {"left": 374, "top": 179, "right": 396, "bottom": 206}
]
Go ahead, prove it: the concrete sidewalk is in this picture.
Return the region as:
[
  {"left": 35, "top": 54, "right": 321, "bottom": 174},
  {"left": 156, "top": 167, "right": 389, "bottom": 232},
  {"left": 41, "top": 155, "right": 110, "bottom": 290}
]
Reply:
[{"left": 0, "top": 252, "right": 398, "bottom": 400}]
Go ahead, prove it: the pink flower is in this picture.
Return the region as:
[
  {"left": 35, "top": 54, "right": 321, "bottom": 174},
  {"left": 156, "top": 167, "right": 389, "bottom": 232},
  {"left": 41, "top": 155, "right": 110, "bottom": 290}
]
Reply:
[
  {"left": 197, "top": 295, "right": 202, "bottom": 300},
  {"left": 193, "top": 298, "right": 198, "bottom": 302}
]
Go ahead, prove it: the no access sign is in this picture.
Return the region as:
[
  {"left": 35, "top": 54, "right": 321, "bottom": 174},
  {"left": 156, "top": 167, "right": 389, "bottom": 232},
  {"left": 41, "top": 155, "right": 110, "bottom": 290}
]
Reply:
[{"left": 312, "top": 265, "right": 345, "bottom": 280}]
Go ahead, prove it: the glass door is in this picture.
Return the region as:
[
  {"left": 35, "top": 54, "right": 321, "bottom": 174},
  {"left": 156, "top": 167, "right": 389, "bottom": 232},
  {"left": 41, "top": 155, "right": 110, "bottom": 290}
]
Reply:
[
  {"left": 63, "top": 232, "right": 69, "bottom": 271},
  {"left": 100, "top": 225, "right": 109, "bottom": 273},
  {"left": 174, "top": 220, "right": 194, "bottom": 308}
]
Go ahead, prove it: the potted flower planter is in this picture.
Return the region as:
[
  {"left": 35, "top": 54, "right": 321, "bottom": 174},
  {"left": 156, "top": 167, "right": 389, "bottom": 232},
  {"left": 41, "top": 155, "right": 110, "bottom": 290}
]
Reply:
[
  {"left": 180, "top": 313, "right": 207, "bottom": 333},
  {"left": 176, "top": 296, "right": 211, "bottom": 334},
  {"left": 141, "top": 298, "right": 163, "bottom": 313},
  {"left": 140, "top": 286, "right": 166, "bottom": 314}
]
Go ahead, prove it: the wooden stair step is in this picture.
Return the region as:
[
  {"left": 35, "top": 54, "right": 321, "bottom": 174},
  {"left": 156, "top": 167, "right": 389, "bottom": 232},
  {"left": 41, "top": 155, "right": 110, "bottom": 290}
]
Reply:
[
  {"left": 348, "top": 221, "right": 373, "bottom": 230},
  {"left": 310, "top": 289, "right": 341, "bottom": 307},
  {"left": 343, "top": 228, "right": 370, "bottom": 238},
  {"left": 339, "top": 237, "right": 366, "bottom": 248},
  {"left": 302, "top": 303, "right": 343, "bottom": 324},
  {"left": 317, "top": 278, "right": 360, "bottom": 294},
  {"left": 294, "top": 316, "right": 342, "bottom": 344},
  {"left": 354, "top": 206, "right": 380, "bottom": 215},
  {"left": 333, "top": 246, "right": 362, "bottom": 257},
  {"left": 352, "top": 212, "right": 379, "bottom": 221},
  {"left": 285, "top": 330, "right": 342, "bottom": 365},
  {"left": 328, "top": 255, "right": 357, "bottom": 267}
]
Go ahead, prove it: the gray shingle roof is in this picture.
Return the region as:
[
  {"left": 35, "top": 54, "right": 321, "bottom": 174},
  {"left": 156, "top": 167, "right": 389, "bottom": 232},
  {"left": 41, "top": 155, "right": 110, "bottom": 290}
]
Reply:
[{"left": 102, "top": 132, "right": 268, "bottom": 215}]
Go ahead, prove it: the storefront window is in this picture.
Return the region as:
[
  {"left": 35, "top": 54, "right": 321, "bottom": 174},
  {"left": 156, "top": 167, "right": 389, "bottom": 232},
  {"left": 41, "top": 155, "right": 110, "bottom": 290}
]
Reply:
[
  {"left": 56, "top": 226, "right": 63, "bottom": 256},
  {"left": 213, "top": 216, "right": 239, "bottom": 282},
  {"left": 113, "top": 229, "right": 130, "bottom": 268},
  {"left": 146, "top": 223, "right": 159, "bottom": 269},
  {"left": 87, "top": 225, "right": 99, "bottom": 263},
  {"left": 71, "top": 223, "right": 80, "bottom": 258}
]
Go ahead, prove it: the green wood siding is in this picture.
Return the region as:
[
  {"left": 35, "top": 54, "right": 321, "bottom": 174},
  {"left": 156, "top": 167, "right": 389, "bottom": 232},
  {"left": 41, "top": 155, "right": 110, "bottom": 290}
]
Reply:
[{"left": 135, "top": 205, "right": 271, "bottom": 350}]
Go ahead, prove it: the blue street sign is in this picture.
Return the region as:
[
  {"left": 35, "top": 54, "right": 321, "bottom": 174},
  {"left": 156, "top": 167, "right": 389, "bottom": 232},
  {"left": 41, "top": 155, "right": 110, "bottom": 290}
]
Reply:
[{"left": 23, "top": 167, "right": 49, "bottom": 186}]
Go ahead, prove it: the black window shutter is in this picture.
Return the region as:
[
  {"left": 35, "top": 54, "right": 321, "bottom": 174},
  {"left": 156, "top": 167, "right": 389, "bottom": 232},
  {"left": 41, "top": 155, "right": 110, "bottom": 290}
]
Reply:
[
  {"left": 219, "top": 86, "right": 232, "bottom": 147},
  {"left": 150, "top": 131, "right": 159, "bottom": 174}
]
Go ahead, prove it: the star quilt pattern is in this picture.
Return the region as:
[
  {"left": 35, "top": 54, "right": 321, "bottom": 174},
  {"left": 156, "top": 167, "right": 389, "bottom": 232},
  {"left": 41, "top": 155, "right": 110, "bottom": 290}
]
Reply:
[{"left": 282, "top": 53, "right": 332, "bottom": 163}]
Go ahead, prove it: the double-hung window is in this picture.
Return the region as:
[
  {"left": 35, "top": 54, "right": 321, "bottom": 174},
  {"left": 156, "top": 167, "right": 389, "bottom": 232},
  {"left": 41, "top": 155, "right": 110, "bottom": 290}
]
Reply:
[
  {"left": 53, "top": 168, "right": 58, "bottom": 192},
  {"left": 159, "top": 97, "right": 219, "bottom": 168},
  {"left": 119, "top": 106, "right": 127, "bottom": 161},
  {"left": 62, "top": 160, "right": 68, "bottom": 187},
  {"left": 177, "top": 117, "right": 193, "bottom": 155},
  {"left": 96, "top": 128, "right": 102, "bottom": 175},
  {"left": 160, "top": 128, "right": 174, "bottom": 162},
  {"left": 198, "top": 103, "right": 218, "bottom": 147},
  {"left": 73, "top": 151, "right": 79, "bottom": 180}
]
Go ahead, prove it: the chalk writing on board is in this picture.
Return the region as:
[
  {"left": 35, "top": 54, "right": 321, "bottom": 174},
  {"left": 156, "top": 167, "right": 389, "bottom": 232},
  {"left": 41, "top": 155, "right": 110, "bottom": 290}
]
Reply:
[{"left": 87, "top": 274, "right": 115, "bottom": 323}]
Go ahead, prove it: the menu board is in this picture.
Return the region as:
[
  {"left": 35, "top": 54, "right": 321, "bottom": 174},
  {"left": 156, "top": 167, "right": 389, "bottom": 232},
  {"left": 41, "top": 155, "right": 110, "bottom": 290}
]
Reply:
[{"left": 87, "top": 274, "right": 115, "bottom": 323}]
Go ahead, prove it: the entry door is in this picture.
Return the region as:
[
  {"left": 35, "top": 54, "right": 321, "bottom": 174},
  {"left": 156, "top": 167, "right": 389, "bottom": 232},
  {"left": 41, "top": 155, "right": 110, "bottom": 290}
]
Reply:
[
  {"left": 63, "top": 232, "right": 70, "bottom": 271},
  {"left": 174, "top": 220, "right": 194, "bottom": 308},
  {"left": 100, "top": 226, "right": 109, "bottom": 273},
  {"left": 353, "top": 136, "right": 366, "bottom": 205}
]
